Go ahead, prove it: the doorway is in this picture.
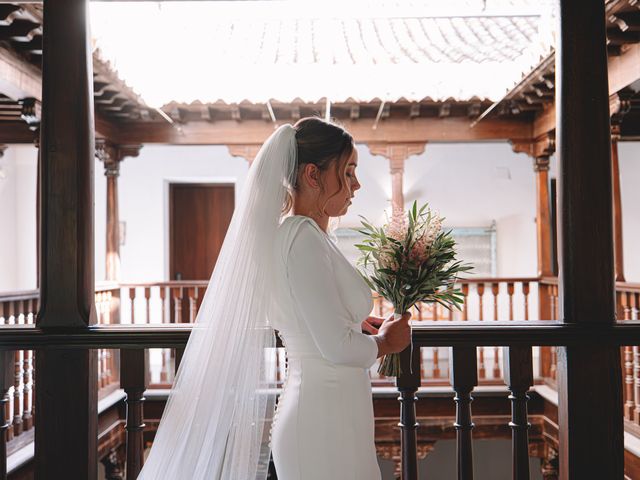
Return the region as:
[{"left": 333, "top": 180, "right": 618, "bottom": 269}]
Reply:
[{"left": 169, "top": 182, "right": 235, "bottom": 282}]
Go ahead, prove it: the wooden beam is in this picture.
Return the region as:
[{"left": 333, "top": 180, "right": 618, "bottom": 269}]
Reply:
[
  {"left": 116, "top": 117, "right": 533, "bottom": 145},
  {"left": 0, "top": 44, "right": 40, "bottom": 100},
  {"left": 0, "top": 122, "right": 36, "bottom": 143},
  {"left": 556, "top": 1, "right": 623, "bottom": 479},
  {"left": 609, "top": 42, "right": 640, "bottom": 94},
  {"left": 35, "top": 0, "right": 98, "bottom": 478}
]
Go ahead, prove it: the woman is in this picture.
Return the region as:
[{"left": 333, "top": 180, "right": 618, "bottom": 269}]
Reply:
[
  {"left": 137, "top": 117, "right": 410, "bottom": 480},
  {"left": 269, "top": 117, "right": 411, "bottom": 479}
]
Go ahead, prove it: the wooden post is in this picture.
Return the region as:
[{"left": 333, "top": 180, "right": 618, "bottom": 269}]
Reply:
[
  {"left": 450, "top": 346, "right": 478, "bottom": 480},
  {"left": 397, "top": 344, "right": 421, "bottom": 480},
  {"left": 503, "top": 346, "right": 534, "bottom": 480},
  {"left": 96, "top": 140, "right": 141, "bottom": 282},
  {"left": 610, "top": 127, "right": 625, "bottom": 283},
  {"left": 35, "top": 0, "right": 98, "bottom": 478},
  {"left": 556, "top": 1, "right": 623, "bottom": 478},
  {"left": 121, "top": 349, "right": 149, "bottom": 480},
  {"left": 367, "top": 142, "right": 426, "bottom": 217},
  {"left": 534, "top": 155, "right": 553, "bottom": 279}
]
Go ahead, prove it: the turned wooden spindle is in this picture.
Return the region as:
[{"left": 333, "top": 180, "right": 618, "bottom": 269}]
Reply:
[
  {"left": 173, "top": 287, "right": 183, "bottom": 324},
  {"left": 129, "top": 288, "right": 136, "bottom": 324},
  {"left": 433, "top": 348, "right": 441, "bottom": 379},
  {"left": 507, "top": 282, "right": 515, "bottom": 321},
  {"left": 144, "top": 288, "right": 151, "bottom": 324},
  {"left": 504, "top": 346, "right": 534, "bottom": 480},
  {"left": 634, "top": 346, "right": 640, "bottom": 423},
  {"left": 22, "top": 313, "right": 33, "bottom": 430},
  {"left": 450, "top": 346, "right": 478, "bottom": 480},
  {"left": 477, "top": 283, "right": 485, "bottom": 321},
  {"left": 522, "top": 282, "right": 530, "bottom": 321},
  {"left": 12, "top": 345, "right": 23, "bottom": 438},
  {"left": 120, "top": 349, "right": 149, "bottom": 480},
  {"left": 492, "top": 348, "right": 501, "bottom": 379},
  {"left": 159, "top": 286, "right": 167, "bottom": 324},
  {"left": 462, "top": 284, "right": 469, "bottom": 321},
  {"left": 0, "top": 350, "right": 13, "bottom": 480},
  {"left": 625, "top": 346, "right": 635, "bottom": 420},
  {"left": 188, "top": 287, "right": 198, "bottom": 323},
  {"left": 98, "top": 349, "right": 106, "bottom": 388},
  {"left": 491, "top": 282, "right": 499, "bottom": 321},
  {"left": 397, "top": 344, "right": 421, "bottom": 480}
]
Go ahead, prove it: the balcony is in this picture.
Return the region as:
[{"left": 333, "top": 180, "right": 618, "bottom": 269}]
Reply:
[{"left": 1, "top": 278, "right": 639, "bottom": 478}]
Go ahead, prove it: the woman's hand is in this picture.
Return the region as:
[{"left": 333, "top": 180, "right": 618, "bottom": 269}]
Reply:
[
  {"left": 373, "top": 312, "right": 412, "bottom": 357},
  {"left": 361, "top": 315, "right": 384, "bottom": 335}
]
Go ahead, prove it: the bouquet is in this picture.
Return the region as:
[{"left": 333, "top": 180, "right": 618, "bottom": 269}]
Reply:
[{"left": 354, "top": 201, "right": 473, "bottom": 377}]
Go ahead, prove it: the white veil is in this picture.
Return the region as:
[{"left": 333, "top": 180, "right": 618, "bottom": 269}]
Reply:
[{"left": 137, "top": 124, "right": 298, "bottom": 479}]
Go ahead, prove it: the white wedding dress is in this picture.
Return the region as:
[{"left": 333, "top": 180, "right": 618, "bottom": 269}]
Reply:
[{"left": 269, "top": 215, "right": 382, "bottom": 480}]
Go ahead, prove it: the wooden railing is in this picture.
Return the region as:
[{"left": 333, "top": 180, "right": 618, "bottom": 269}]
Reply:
[
  {"left": 2, "top": 279, "right": 640, "bottom": 477},
  {"left": 0, "top": 284, "right": 121, "bottom": 452},
  {"left": 0, "top": 322, "right": 636, "bottom": 479}
]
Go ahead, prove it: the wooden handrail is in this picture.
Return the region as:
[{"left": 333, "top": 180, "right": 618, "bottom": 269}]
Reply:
[
  {"left": 0, "top": 322, "right": 637, "bottom": 349},
  {"left": 0, "top": 291, "right": 38, "bottom": 302},
  {"left": 119, "top": 281, "right": 209, "bottom": 288},
  {"left": 454, "top": 277, "right": 539, "bottom": 283}
]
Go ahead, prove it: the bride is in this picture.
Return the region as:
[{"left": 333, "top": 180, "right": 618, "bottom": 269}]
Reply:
[{"left": 137, "top": 117, "right": 411, "bottom": 480}]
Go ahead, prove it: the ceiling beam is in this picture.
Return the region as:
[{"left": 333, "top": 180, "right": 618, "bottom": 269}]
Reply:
[{"left": 115, "top": 116, "right": 533, "bottom": 145}]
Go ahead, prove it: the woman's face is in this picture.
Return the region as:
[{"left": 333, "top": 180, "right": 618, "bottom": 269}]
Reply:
[{"left": 321, "top": 148, "right": 361, "bottom": 217}]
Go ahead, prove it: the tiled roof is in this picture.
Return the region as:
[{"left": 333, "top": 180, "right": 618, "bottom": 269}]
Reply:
[{"left": 90, "top": 1, "right": 554, "bottom": 107}]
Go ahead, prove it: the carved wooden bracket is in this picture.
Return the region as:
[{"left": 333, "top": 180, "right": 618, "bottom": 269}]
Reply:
[
  {"left": 533, "top": 155, "right": 551, "bottom": 172},
  {"left": 367, "top": 142, "right": 426, "bottom": 172},
  {"left": 610, "top": 91, "right": 633, "bottom": 140},
  {"left": 95, "top": 139, "right": 142, "bottom": 177},
  {"left": 227, "top": 144, "right": 261, "bottom": 166},
  {"left": 510, "top": 132, "right": 555, "bottom": 161}
]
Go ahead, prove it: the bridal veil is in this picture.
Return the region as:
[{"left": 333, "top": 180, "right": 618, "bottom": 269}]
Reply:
[{"left": 137, "top": 124, "right": 298, "bottom": 479}]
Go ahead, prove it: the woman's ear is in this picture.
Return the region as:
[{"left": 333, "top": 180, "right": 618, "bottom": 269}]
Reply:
[{"left": 302, "top": 163, "right": 321, "bottom": 189}]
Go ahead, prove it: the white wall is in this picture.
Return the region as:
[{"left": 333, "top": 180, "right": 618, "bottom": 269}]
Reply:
[
  {"left": 342, "top": 143, "right": 538, "bottom": 277},
  {"left": 618, "top": 142, "right": 640, "bottom": 282},
  {"left": 0, "top": 148, "right": 18, "bottom": 291},
  {"left": 0, "top": 140, "right": 637, "bottom": 289},
  {"left": 0, "top": 145, "right": 38, "bottom": 292},
  {"left": 108, "top": 142, "right": 538, "bottom": 282}
]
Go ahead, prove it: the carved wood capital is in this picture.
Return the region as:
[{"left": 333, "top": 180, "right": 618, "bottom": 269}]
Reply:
[
  {"left": 227, "top": 144, "right": 261, "bottom": 165},
  {"left": 509, "top": 140, "right": 533, "bottom": 157},
  {"left": 510, "top": 132, "right": 555, "bottom": 160},
  {"left": 367, "top": 142, "right": 426, "bottom": 172},
  {"left": 95, "top": 139, "right": 142, "bottom": 177},
  {"left": 533, "top": 156, "right": 551, "bottom": 172}
]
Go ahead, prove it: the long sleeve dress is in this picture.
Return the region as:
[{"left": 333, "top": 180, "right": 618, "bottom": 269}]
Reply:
[{"left": 269, "top": 215, "right": 382, "bottom": 480}]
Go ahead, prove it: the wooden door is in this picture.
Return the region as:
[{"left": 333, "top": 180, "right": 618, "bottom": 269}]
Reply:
[{"left": 169, "top": 183, "right": 234, "bottom": 282}]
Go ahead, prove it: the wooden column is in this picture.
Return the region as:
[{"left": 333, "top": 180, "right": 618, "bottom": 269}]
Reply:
[
  {"left": 609, "top": 91, "right": 629, "bottom": 284},
  {"left": 611, "top": 133, "right": 624, "bottom": 283},
  {"left": 96, "top": 140, "right": 141, "bottom": 282},
  {"left": 367, "top": 142, "right": 426, "bottom": 218},
  {"left": 556, "top": 1, "right": 623, "bottom": 478},
  {"left": 35, "top": 0, "right": 98, "bottom": 478},
  {"left": 534, "top": 155, "right": 553, "bottom": 278}
]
